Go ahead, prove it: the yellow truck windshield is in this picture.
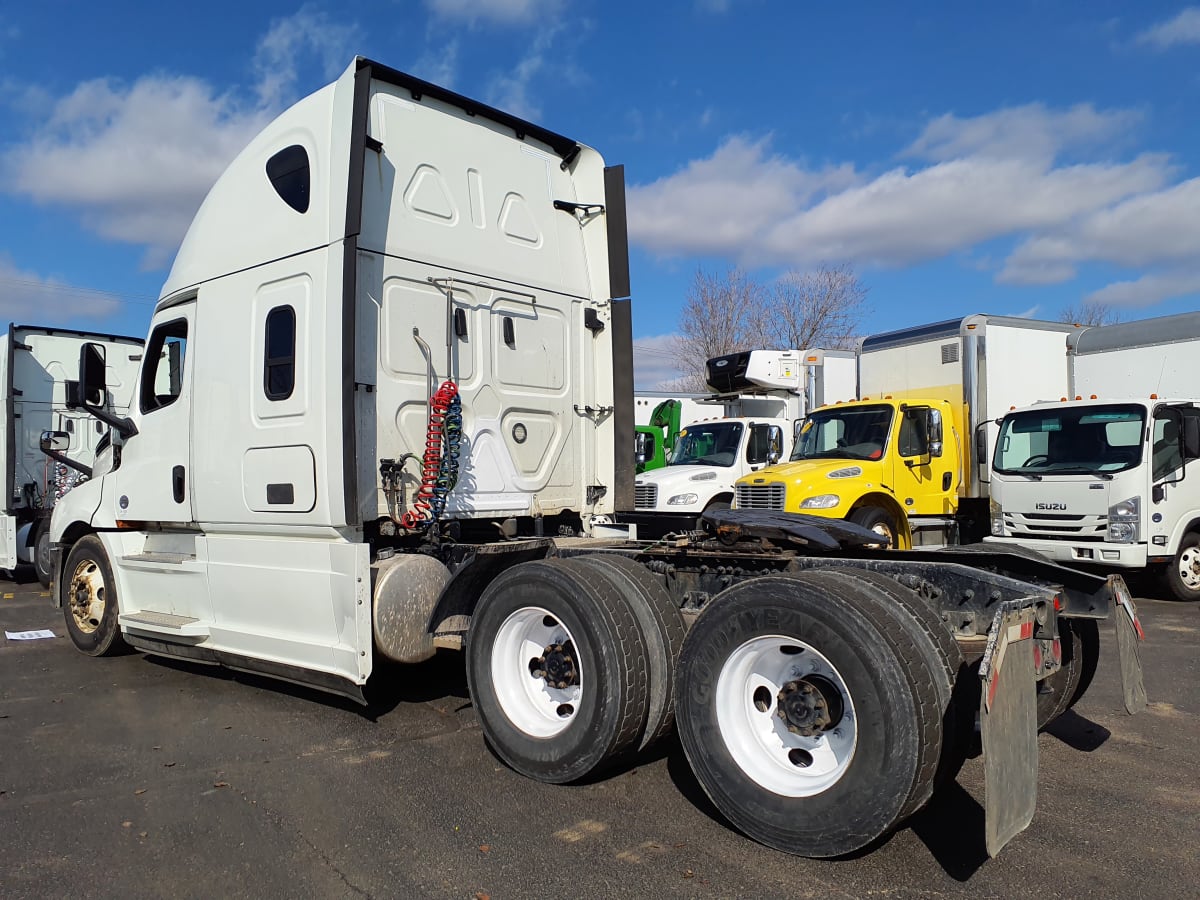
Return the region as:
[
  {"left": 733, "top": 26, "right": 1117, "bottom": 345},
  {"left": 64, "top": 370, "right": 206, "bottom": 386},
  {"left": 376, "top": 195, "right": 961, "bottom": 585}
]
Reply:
[{"left": 791, "top": 405, "right": 893, "bottom": 462}]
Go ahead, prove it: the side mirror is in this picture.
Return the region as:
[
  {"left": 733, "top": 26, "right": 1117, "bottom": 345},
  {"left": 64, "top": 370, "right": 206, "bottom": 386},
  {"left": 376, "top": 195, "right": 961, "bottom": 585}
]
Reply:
[
  {"left": 40, "top": 430, "right": 70, "bottom": 452},
  {"left": 75, "top": 341, "right": 138, "bottom": 440},
  {"left": 1184, "top": 417, "right": 1200, "bottom": 459},
  {"left": 927, "top": 408, "right": 944, "bottom": 458},
  {"left": 79, "top": 342, "right": 107, "bottom": 408}
]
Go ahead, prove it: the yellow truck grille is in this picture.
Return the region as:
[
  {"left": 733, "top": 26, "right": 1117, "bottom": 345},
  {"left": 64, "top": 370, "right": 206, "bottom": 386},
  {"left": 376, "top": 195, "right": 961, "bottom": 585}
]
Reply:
[{"left": 735, "top": 483, "right": 785, "bottom": 510}]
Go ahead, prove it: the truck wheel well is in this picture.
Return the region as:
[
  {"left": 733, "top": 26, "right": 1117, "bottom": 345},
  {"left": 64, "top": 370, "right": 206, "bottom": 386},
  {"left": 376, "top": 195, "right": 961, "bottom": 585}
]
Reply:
[{"left": 848, "top": 494, "right": 911, "bottom": 549}]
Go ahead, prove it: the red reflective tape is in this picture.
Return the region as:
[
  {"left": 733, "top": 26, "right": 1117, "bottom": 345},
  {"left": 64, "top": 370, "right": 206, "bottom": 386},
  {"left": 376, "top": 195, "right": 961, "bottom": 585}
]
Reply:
[{"left": 1020, "top": 621, "right": 1033, "bottom": 640}]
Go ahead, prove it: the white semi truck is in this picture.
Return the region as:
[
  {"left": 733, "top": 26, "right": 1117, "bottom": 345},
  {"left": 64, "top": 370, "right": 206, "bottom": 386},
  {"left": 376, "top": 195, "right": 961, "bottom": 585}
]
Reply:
[
  {"left": 0, "top": 324, "right": 142, "bottom": 586},
  {"left": 50, "top": 57, "right": 1145, "bottom": 860},
  {"left": 628, "top": 348, "right": 855, "bottom": 535},
  {"left": 989, "top": 311, "right": 1200, "bottom": 601}
]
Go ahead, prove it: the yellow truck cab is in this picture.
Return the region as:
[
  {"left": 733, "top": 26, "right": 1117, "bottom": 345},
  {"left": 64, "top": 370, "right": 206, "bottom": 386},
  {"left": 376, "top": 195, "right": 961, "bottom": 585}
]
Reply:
[
  {"left": 735, "top": 315, "right": 1084, "bottom": 549},
  {"left": 735, "top": 396, "right": 963, "bottom": 548}
]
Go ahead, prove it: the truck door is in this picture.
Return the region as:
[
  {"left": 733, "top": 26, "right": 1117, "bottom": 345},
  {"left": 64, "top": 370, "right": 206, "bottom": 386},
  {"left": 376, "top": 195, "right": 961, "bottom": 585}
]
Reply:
[
  {"left": 115, "top": 304, "right": 195, "bottom": 524},
  {"left": 892, "top": 405, "right": 957, "bottom": 515}
]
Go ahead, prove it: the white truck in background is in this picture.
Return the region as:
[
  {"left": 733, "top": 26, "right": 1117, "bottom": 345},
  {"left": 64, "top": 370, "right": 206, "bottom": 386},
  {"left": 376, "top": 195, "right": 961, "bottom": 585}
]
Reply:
[
  {"left": 1, "top": 324, "right": 142, "bottom": 586},
  {"left": 627, "top": 348, "right": 855, "bottom": 536},
  {"left": 989, "top": 311, "right": 1200, "bottom": 601},
  {"left": 48, "top": 56, "right": 1145, "bottom": 862}
]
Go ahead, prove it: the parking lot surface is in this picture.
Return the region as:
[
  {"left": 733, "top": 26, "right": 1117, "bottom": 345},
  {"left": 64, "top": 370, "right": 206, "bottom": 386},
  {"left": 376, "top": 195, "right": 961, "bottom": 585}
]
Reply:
[{"left": 2, "top": 572, "right": 1197, "bottom": 899}]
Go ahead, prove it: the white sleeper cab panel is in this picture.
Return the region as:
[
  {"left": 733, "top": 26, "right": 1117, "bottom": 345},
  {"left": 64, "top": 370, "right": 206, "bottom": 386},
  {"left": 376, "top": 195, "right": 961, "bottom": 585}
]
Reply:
[{"left": 242, "top": 446, "right": 317, "bottom": 513}]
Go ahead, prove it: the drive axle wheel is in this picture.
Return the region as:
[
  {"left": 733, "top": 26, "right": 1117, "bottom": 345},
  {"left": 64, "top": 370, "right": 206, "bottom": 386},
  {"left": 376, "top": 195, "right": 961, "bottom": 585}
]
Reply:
[
  {"left": 33, "top": 523, "right": 52, "bottom": 589},
  {"left": 466, "top": 559, "right": 650, "bottom": 784},
  {"left": 675, "top": 573, "right": 942, "bottom": 858},
  {"left": 61, "top": 535, "right": 127, "bottom": 657}
]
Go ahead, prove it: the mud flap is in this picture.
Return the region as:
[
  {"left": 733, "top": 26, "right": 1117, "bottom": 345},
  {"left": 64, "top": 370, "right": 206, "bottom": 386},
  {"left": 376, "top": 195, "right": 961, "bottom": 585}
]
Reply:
[
  {"left": 979, "top": 602, "right": 1038, "bottom": 858},
  {"left": 1110, "top": 576, "right": 1147, "bottom": 715}
]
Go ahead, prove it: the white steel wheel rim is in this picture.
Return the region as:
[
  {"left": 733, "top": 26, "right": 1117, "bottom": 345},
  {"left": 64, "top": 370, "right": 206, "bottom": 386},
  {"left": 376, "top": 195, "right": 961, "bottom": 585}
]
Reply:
[
  {"left": 714, "top": 635, "right": 857, "bottom": 797},
  {"left": 68, "top": 558, "right": 107, "bottom": 635},
  {"left": 491, "top": 606, "right": 582, "bottom": 738},
  {"left": 1178, "top": 546, "right": 1200, "bottom": 589}
]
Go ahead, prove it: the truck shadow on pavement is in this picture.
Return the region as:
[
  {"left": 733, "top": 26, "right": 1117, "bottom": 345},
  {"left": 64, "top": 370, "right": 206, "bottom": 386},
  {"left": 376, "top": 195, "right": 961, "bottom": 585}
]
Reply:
[
  {"left": 143, "top": 647, "right": 471, "bottom": 721},
  {"left": 1044, "top": 708, "right": 1111, "bottom": 752}
]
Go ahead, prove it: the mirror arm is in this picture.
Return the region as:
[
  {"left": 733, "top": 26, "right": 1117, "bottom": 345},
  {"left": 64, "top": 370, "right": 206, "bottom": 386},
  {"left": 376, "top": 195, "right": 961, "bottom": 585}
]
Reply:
[
  {"left": 83, "top": 403, "right": 138, "bottom": 439},
  {"left": 39, "top": 446, "right": 93, "bottom": 478}
]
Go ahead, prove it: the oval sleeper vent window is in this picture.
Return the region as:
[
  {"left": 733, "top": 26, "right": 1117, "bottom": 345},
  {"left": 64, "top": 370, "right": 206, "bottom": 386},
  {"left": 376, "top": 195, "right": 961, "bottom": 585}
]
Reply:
[{"left": 266, "top": 144, "right": 310, "bottom": 213}]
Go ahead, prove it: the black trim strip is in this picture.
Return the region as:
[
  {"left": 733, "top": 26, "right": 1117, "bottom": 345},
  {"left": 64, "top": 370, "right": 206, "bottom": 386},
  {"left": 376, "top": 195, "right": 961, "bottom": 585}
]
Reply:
[
  {"left": 611, "top": 298, "right": 634, "bottom": 513},
  {"left": 356, "top": 57, "right": 581, "bottom": 163},
  {"left": 339, "top": 64, "right": 374, "bottom": 528},
  {"left": 603, "top": 166, "right": 631, "bottom": 301},
  {"left": 5, "top": 323, "right": 16, "bottom": 516},
  {"left": 13, "top": 324, "right": 145, "bottom": 347}
]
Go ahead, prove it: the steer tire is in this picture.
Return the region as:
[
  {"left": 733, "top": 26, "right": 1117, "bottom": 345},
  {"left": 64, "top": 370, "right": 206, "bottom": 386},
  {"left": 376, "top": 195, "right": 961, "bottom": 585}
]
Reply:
[
  {"left": 465, "top": 559, "right": 650, "bottom": 784},
  {"left": 1161, "top": 532, "right": 1200, "bottom": 602},
  {"left": 848, "top": 506, "right": 901, "bottom": 549},
  {"left": 61, "top": 535, "right": 128, "bottom": 657},
  {"left": 1036, "top": 617, "right": 1100, "bottom": 729},
  {"left": 33, "top": 523, "right": 53, "bottom": 589},
  {"left": 674, "top": 573, "right": 942, "bottom": 857},
  {"left": 568, "top": 553, "right": 685, "bottom": 751}
]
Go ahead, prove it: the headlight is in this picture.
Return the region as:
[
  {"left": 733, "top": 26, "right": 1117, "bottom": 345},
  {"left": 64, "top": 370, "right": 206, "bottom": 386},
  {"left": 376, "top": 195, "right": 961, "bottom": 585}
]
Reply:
[
  {"left": 990, "top": 498, "right": 1006, "bottom": 536},
  {"left": 689, "top": 471, "right": 717, "bottom": 482},
  {"left": 799, "top": 494, "right": 840, "bottom": 509},
  {"left": 668, "top": 493, "right": 699, "bottom": 506},
  {"left": 827, "top": 466, "right": 862, "bottom": 479},
  {"left": 1108, "top": 496, "right": 1140, "bottom": 544}
]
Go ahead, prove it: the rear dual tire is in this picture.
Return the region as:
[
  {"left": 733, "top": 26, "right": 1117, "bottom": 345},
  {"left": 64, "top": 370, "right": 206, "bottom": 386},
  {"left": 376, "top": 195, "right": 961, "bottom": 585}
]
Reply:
[{"left": 674, "top": 572, "right": 950, "bottom": 858}]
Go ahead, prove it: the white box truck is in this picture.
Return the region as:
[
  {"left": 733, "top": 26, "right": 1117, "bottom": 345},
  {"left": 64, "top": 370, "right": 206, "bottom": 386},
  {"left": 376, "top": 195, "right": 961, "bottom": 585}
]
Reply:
[
  {"left": 627, "top": 348, "right": 855, "bottom": 535},
  {"left": 0, "top": 324, "right": 142, "bottom": 585},
  {"left": 48, "top": 57, "right": 1144, "bottom": 861},
  {"left": 736, "top": 315, "right": 1082, "bottom": 549},
  {"left": 989, "top": 311, "right": 1200, "bottom": 601}
]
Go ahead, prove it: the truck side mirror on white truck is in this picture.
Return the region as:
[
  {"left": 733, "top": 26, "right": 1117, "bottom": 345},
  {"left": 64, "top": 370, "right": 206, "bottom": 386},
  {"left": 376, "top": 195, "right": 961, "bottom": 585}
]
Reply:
[
  {"left": 78, "top": 342, "right": 138, "bottom": 439},
  {"left": 39, "top": 431, "right": 70, "bottom": 453}
]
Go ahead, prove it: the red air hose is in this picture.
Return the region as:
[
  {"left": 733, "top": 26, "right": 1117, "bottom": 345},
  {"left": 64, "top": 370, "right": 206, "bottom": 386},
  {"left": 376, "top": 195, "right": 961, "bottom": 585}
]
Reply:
[{"left": 401, "top": 380, "right": 459, "bottom": 529}]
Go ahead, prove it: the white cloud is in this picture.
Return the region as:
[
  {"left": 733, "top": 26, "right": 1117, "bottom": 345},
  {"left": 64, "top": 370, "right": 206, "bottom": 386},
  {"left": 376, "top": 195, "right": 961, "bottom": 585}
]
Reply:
[
  {"left": 1085, "top": 271, "right": 1200, "bottom": 308},
  {"left": 425, "top": 0, "right": 563, "bottom": 26},
  {"left": 0, "top": 256, "right": 123, "bottom": 323},
  {"left": 1, "top": 8, "right": 359, "bottom": 270},
  {"left": 1136, "top": 7, "right": 1200, "bottom": 49},
  {"left": 2, "top": 76, "right": 270, "bottom": 269},
  {"left": 254, "top": 5, "right": 360, "bottom": 108},
  {"left": 907, "top": 103, "right": 1138, "bottom": 164},
  {"left": 633, "top": 334, "right": 686, "bottom": 390},
  {"left": 411, "top": 39, "right": 461, "bottom": 90},
  {"left": 629, "top": 135, "right": 859, "bottom": 259}
]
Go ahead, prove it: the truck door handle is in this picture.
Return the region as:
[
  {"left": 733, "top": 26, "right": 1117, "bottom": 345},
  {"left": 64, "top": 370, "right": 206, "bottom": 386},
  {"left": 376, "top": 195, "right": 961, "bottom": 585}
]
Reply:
[{"left": 172, "top": 465, "right": 186, "bottom": 503}]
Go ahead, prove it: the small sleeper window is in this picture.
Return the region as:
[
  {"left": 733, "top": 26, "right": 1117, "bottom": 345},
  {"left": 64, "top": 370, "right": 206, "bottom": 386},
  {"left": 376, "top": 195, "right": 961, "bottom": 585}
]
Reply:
[
  {"left": 264, "top": 306, "right": 296, "bottom": 401},
  {"left": 266, "top": 145, "right": 310, "bottom": 213}
]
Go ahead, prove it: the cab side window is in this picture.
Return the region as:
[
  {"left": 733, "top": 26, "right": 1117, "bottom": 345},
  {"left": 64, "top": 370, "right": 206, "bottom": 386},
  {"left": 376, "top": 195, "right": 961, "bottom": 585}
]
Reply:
[{"left": 140, "top": 319, "right": 188, "bottom": 414}]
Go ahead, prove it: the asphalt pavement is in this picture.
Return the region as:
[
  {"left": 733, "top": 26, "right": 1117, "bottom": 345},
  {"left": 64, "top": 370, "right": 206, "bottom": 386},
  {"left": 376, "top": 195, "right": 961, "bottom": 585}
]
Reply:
[{"left": 2, "top": 569, "right": 1197, "bottom": 899}]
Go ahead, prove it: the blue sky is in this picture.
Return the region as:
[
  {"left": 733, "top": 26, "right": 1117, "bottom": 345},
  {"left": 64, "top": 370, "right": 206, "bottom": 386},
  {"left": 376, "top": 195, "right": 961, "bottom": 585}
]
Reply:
[{"left": 2, "top": 2, "right": 1200, "bottom": 388}]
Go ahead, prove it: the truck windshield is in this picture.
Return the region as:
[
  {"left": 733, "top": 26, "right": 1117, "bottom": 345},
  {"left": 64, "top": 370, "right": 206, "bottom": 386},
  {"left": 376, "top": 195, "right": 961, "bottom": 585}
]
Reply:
[
  {"left": 790, "top": 405, "right": 893, "bottom": 462},
  {"left": 994, "top": 404, "right": 1145, "bottom": 476},
  {"left": 671, "top": 422, "right": 744, "bottom": 467}
]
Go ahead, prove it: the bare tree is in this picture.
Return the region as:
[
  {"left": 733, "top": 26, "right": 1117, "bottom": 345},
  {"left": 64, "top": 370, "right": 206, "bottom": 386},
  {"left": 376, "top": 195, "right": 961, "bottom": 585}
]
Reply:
[
  {"left": 754, "top": 265, "right": 868, "bottom": 351},
  {"left": 666, "top": 265, "right": 869, "bottom": 391},
  {"left": 1059, "top": 299, "right": 1122, "bottom": 327}
]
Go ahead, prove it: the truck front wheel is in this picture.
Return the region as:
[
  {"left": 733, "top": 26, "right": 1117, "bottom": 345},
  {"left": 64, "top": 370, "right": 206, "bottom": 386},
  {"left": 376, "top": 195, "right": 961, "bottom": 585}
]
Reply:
[
  {"left": 61, "top": 535, "right": 128, "bottom": 657},
  {"left": 848, "top": 506, "right": 902, "bottom": 549},
  {"left": 33, "top": 524, "right": 52, "bottom": 589},
  {"left": 1162, "top": 532, "right": 1200, "bottom": 602},
  {"left": 465, "top": 559, "right": 650, "bottom": 784}
]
